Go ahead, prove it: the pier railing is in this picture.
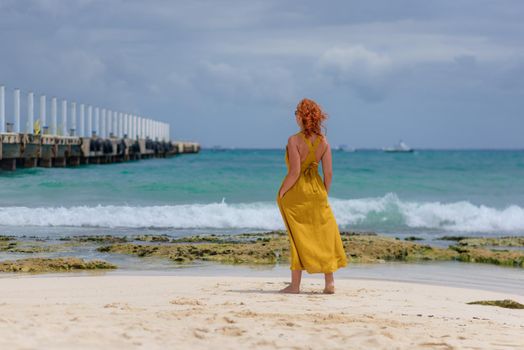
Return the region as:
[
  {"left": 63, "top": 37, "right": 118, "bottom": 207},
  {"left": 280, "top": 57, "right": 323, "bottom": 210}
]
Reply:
[{"left": 0, "top": 84, "right": 199, "bottom": 171}]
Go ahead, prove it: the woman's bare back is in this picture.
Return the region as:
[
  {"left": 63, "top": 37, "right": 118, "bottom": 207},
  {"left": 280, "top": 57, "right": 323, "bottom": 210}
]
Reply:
[{"left": 291, "top": 133, "right": 329, "bottom": 164}]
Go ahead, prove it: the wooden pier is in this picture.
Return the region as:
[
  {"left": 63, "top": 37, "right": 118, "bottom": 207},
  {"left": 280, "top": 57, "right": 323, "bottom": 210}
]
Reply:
[
  {"left": 0, "top": 84, "right": 199, "bottom": 171},
  {"left": 0, "top": 133, "right": 199, "bottom": 171}
]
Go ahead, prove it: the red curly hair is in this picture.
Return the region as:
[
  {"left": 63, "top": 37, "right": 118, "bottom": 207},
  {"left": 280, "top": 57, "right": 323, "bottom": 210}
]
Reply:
[{"left": 295, "top": 98, "right": 328, "bottom": 138}]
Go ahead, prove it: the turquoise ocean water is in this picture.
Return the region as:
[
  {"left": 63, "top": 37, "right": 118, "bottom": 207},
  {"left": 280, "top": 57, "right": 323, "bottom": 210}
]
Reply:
[
  {"left": 1, "top": 149, "right": 523, "bottom": 238},
  {"left": 2, "top": 149, "right": 524, "bottom": 293}
]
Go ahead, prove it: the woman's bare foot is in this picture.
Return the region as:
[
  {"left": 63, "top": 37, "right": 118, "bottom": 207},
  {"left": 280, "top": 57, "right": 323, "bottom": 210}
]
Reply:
[
  {"left": 279, "top": 284, "right": 300, "bottom": 294},
  {"left": 323, "top": 284, "right": 335, "bottom": 294}
]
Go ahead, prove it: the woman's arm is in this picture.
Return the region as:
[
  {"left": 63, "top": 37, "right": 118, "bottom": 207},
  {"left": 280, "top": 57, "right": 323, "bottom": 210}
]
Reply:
[
  {"left": 321, "top": 141, "right": 333, "bottom": 194},
  {"left": 278, "top": 136, "right": 301, "bottom": 198}
]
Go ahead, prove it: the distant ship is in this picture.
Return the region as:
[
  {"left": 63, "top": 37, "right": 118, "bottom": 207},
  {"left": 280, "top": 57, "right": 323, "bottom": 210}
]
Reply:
[
  {"left": 383, "top": 140, "right": 414, "bottom": 153},
  {"left": 337, "top": 144, "right": 356, "bottom": 152}
]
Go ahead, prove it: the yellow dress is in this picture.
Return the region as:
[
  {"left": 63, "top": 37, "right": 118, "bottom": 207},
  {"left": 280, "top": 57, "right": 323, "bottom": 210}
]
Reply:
[{"left": 276, "top": 131, "right": 348, "bottom": 273}]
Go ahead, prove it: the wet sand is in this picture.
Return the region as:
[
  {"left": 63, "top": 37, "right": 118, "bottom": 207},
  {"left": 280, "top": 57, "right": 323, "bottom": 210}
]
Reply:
[{"left": 0, "top": 275, "right": 523, "bottom": 349}]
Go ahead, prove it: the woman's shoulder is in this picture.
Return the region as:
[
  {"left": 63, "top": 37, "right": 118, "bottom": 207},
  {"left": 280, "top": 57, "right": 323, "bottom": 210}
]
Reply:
[
  {"left": 287, "top": 131, "right": 329, "bottom": 146},
  {"left": 317, "top": 134, "right": 331, "bottom": 155},
  {"left": 287, "top": 132, "right": 302, "bottom": 143},
  {"left": 318, "top": 133, "right": 329, "bottom": 145}
]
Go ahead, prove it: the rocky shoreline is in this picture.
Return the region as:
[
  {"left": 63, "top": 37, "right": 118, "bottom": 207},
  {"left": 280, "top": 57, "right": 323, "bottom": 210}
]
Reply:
[
  {"left": 1, "top": 231, "right": 523, "bottom": 273},
  {"left": 0, "top": 257, "right": 116, "bottom": 273}
]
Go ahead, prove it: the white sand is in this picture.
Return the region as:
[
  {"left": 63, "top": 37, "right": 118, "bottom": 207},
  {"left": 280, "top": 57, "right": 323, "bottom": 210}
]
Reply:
[{"left": 0, "top": 275, "right": 522, "bottom": 349}]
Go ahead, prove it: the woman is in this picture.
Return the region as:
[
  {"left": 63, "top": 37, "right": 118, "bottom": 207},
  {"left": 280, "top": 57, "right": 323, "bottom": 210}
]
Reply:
[{"left": 276, "top": 98, "right": 348, "bottom": 294}]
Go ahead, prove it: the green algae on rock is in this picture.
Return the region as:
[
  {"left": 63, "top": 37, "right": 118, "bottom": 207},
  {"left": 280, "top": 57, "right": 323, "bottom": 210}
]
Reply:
[
  {"left": 340, "top": 231, "right": 377, "bottom": 236},
  {"left": 170, "top": 234, "right": 231, "bottom": 244},
  {"left": 169, "top": 232, "right": 277, "bottom": 244},
  {"left": 467, "top": 299, "right": 524, "bottom": 309},
  {"left": 59, "top": 235, "right": 128, "bottom": 244},
  {"left": 437, "top": 236, "right": 524, "bottom": 247},
  {"left": 341, "top": 235, "right": 458, "bottom": 263},
  {"left": 98, "top": 231, "right": 459, "bottom": 266},
  {"left": 0, "top": 239, "right": 66, "bottom": 253},
  {"left": 4, "top": 242, "right": 64, "bottom": 253},
  {"left": 134, "top": 235, "right": 171, "bottom": 242},
  {"left": 0, "top": 241, "right": 18, "bottom": 251},
  {"left": 437, "top": 236, "right": 469, "bottom": 241},
  {"left": 0, "top": 235, "right": 15, "bottom": 241},
  {"left": 0, "top": 257, "right": 117, "bottom": 273},
  {"left": 455, "top": 236, "right": 524, "bottom": 247},
  {"left": 4, "top": 231, "right": 523, "bottom": 270},
  {"left": 449, "top": 245, "right": 524, "bottom": 267},
  {"left": 98, "top": 237, "right": 286, "bottom": 265},
  {"left": 404, "top": 236, "right": 424, "bottom": 241}
]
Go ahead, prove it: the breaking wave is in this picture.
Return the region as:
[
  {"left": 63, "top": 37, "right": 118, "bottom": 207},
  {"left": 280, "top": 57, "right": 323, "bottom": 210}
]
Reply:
[{"left": 0, "top": 194, "right": 523, "bottom": 233}]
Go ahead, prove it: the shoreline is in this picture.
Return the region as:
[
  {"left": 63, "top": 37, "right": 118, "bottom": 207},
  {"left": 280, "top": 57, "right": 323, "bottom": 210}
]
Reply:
[
  {"left": 2, "top": 260, "right": 523, "bottom": 296},
  {"left": 1, "top": 275, "right": 522, "bottom": 349},
  {"left": 2, "top": 231, "right": 524, "bottom": 296},
  {"left": 0, "top": 262, "right": 524, "bottom": 296}
]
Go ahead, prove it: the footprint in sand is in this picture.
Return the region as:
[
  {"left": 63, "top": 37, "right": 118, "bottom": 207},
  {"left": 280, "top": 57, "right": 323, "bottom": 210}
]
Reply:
[
  {"left": 217, "top": 326, "right": 245, "bottom": 337},
  {"left": 223, "top": 316, "right": 236, "bottom": 324},
  {"left": 170, "top": 298, "right": 205, "bottom": 306},
  {"left": 418, "top": 341, "right": 453, "bottom": 349},
  {"left": 193, "top": 327, "right": 210, "bottom": 339},
  {"left": 103, "top": 302, "right": 132, "bottom": 311}
]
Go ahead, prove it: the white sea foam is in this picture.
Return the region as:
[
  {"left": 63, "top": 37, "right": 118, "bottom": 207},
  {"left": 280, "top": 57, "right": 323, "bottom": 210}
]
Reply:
[
  {"left": 0, "top": 193, "right": 523, "bottom": 232},
  {"left": 329, "top": 193, "right": 524, "bottom": 232}
]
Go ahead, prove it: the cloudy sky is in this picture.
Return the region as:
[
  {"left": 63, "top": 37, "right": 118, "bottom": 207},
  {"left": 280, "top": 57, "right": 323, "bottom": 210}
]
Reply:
[{"left": 1, "top": 0, "right": 523, "bottom": 148}]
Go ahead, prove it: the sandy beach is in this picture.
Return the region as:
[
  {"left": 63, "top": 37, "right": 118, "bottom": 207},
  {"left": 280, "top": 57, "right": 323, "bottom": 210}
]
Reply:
[{"left": 0, "top": 275, "right": 522, "bottom": 349}]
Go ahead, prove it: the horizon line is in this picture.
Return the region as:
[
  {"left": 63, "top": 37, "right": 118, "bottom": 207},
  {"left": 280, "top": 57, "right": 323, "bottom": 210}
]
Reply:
[{"left": 199, "top": 147, "right": 524, "bottom": 151}]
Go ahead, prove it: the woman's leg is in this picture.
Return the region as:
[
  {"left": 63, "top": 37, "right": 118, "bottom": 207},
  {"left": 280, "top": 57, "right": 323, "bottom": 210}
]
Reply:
[
  {"left": 324, "top": 272, "right": 335, "bottom": 294},
  {"left": 291, "top": 269, "right": 302, "bottom": 288},
  {"left": 279, "top": 270, "right": 302, "bottom": 293}
]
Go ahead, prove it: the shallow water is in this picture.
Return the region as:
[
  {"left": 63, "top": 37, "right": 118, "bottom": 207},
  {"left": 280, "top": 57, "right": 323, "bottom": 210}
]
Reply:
[{"left": 4, "top": 260, "right": 522, "bottom": 296}]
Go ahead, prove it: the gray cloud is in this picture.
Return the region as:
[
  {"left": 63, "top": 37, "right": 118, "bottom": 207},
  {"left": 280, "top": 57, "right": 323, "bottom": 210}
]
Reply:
[
  {"left": 0, "top": 0, "right": 523, "bottom": 148},
  {"left": 318, "top": 45, "right": 395, "bottom": 101}
]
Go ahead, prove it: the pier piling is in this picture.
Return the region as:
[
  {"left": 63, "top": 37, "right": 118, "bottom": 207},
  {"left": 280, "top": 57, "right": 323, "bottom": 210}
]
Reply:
[
  {"left": 40, "top": 94, "right": 46, "bottom": 133},
  {"left": 1, "top": 84, "right": 199, "bottom": 171},
  {"left": 14, "top": 89, "right": 20, "bottom": 133},
  {"left": 0, "top": 86, "right": 4, "bottom": 134}
]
